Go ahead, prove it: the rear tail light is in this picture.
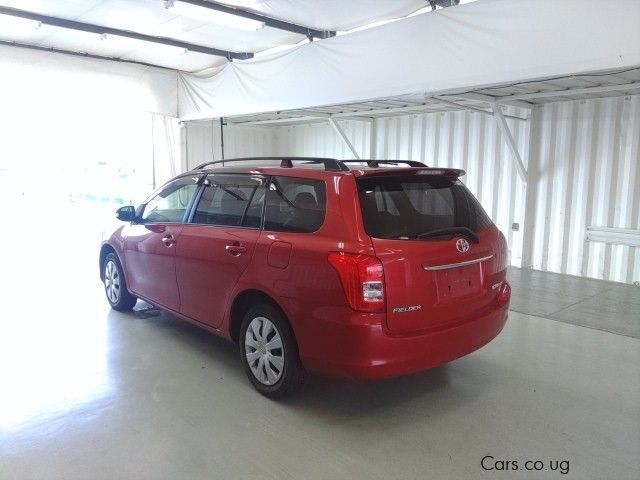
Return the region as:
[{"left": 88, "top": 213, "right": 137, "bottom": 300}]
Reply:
[{"left": 327, "top": 252, "right": 385, "bottom": 313}]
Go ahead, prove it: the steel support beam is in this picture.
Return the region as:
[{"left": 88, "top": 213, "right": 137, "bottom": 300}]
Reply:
[
  {"left": 492, "top": 103, "right": 527, "bottom": 183},
  {"left": 227, "top": 100, "right": 529, "bottom": 126},
  {"left": 331, "top": 104, "right": 433, "bottom": 118},
  {"left": 369, "top": 118, "right": 378, "bottom": 160},
  {"left": 229, "top": 116, "right": 327, "bottom": 126},
  {"left": 177, "top": 0, "right": 335, "bottom": 39},
  {"left": 493, "top": 81, "right": 640, "bottom": 102},
  {"left": 0, "top": 39, "right": 177, "bottom": 71},
  {"left": 435, "top": 97, "right": 528, "bottom": 122},
  {"left": 331, "top": 101, "right": 528, "bottom": 121},
  {"left": 0, "top": 5, "right": 252, "bottom": 59},
  {"left": 520, "top": 108, "right": 538, "bottom": 268},
  {"left": 328, "top": 118, "right": 360, "bottom": 159},
  {"left": 441, "top": 92, "right": 534, "bottom": 110},
  {"left": 219, "top": 81, "right": 640, "bottom": 126},
  {"left": 224, "top": 90, "right": 540, "bottom": 126},
  {"left": 228, "top": 114, "right": 372, "bottom": 125}
]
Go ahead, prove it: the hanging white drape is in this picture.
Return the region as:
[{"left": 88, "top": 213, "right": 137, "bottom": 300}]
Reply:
[
  {"left": 151, "top": 114, "right": 182, "bottom": 188},
  {"left": 178, "top": 0, "right": 640, "bottom": 120}
]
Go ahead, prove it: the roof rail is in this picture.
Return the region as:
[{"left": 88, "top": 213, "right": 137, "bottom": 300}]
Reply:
[
  {"left": 194, "top": 157, "right": 349, "bottom": 172},
  {"left": 341, "top": 160, "right": 428, "bottom": 168}
]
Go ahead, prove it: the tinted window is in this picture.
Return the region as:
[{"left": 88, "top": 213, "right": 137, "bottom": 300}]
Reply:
[
  {"left": 357, "top": 176, "right": 492, "bottom": 239},
  {"left": 142, "top": 177, "right": 198, "bottom": 223},
  {"left": 192, "top": 175, "right": 265, "bottom": 228},
  {"left": 264, "top": 176, "right": 326, "bottom": 233}
]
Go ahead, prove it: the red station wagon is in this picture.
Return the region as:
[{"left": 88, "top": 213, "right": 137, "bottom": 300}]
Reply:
[{"left": 100, "top": 158, "right": 510, "bottom": 397}]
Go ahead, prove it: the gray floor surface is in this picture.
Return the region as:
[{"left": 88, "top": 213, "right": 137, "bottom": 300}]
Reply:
[
  {"left": 508, "top": 267, "right": 640, "bottom": 338},
  {"left": 1, "top": 206, "right": 638, "bottom": 480}
]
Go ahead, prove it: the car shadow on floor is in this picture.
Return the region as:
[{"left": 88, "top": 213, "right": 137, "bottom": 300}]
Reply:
[
  {"left": 119, "top": 305, "right": 489, "bottom": 422},
  {"left": 283, "top": 367, "right": 453, "bottom": 415}
]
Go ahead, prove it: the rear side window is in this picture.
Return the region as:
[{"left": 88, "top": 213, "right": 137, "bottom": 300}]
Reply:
[
  {"left": 264, "top": 176, "right": 327, "bottom": 233},
  {"left": 357, "top": 176, "right": 492, "bottom": 239},
  {"left": 192, "top": 175, "right": 265, "bottom": 228}
]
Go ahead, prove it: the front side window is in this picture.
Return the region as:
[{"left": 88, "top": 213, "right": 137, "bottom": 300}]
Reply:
[
  {"left": 264, "top": 176, "right": 327, "bottom": 233},
  {"left": 141, "top": 177, "right": 198, "bottom": 223},
  {"left": 192, "top": 175, "right": 265, "bottom": 228}
]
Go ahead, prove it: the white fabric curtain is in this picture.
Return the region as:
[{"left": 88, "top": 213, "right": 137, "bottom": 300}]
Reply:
[
  {"left": 178, "top": 0, "right": 640, "bottom": 120},
  {"left": 151, "top": 114, "right": 182, "bottom": 188},
  {"left": 0, "top": 44, "right": 179, "bottom": 203}
]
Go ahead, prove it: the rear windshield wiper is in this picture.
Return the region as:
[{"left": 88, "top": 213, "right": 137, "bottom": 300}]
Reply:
[{"left": 415, "top": 227, "right": 480, "bottom": 243}]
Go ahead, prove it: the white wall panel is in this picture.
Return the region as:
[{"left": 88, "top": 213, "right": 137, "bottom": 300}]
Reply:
[
  {"left": 274, "top": 121, "right": 372, "bottom": 160},
  {"left": 184, "top": 122, "right": 276, "bottom": 170},
  {"left": 526, "top": 96, "right": 640, "bottom": 283}
]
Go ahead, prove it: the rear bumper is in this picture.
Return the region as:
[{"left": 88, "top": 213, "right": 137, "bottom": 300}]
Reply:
[{"left": 299, "top": 302, "right": 509, "bottom": 380}]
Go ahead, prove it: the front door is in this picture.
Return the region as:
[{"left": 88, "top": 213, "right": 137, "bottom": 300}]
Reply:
[
  {"left": 124, "top": 176, "right": 199, "bottom": 311},
  {"left": 175, "top": 174, "right": 265, "bottom": 327}
]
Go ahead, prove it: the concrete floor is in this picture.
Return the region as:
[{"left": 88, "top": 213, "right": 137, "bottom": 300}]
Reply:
[
  {"left": 508, "top": 267, "right": 640, "bottom": 338},
  {"left": 1, "top": 202, "right": 639, "bottom": 479}
]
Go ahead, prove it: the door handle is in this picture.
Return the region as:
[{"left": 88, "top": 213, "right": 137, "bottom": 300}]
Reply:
[
  {"left": 225, "top": 243, "right": 247, "bottom": 256},
  {"left": 162, "top": 234, "right": 175, "bottom": 247}
]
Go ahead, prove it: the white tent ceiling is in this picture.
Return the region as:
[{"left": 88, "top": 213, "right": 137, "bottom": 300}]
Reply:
[
  {"left": 178, "top": 0, "right": 640, "bottom": 120},
  {"left": 208, "top": 0, "right": 430, "bottom": 31},
  {"left": 0, "top": 0, "right": 433, "bottom": 72}
]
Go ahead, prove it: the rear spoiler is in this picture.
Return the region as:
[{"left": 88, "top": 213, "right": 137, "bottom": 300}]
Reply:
[
  {"left": 354, "top": 167, "right": 466, "bottom": 180},
  {"left": 415, "top": 168, "right": 466, "bottom": 179}
]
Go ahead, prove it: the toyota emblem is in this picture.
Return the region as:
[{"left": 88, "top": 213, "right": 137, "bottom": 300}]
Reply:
[{"left": 456, "top": 238, "right": 470, "bottom": 253}]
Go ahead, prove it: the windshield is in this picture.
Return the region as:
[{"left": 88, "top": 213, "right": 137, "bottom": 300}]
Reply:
[{"left": 357, "top": 176, "right": 493, "bottom": 240}]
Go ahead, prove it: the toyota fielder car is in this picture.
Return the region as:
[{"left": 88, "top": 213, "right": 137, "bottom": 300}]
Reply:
[{"left": 100, "top": 157, "right": 510, "bottom": 397}]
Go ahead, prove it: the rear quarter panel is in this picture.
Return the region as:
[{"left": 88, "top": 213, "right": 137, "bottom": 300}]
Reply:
[{"left": 226, "top": 173, "right": 377, "bottom": 358}]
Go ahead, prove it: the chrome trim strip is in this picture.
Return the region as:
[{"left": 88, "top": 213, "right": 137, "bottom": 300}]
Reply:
[{"left": 423, "top": 254, "right": 494, "bottom": 271}]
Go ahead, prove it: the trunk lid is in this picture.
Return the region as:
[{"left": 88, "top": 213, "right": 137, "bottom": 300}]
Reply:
[{"left": 356, "top": 172, "right": 508, "bottom": 333}]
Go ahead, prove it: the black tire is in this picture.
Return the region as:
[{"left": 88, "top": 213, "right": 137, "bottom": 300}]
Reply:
[
  {"left": 239, "top": 303, "right": 304, "bottom": 398},
  {"left": 103, "top": 252, "right": 137, "bottom": 312}
]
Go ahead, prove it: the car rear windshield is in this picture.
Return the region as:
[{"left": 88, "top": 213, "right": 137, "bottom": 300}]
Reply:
[{"left": 357, "top": 175, "right": 493, "bottom": 239}]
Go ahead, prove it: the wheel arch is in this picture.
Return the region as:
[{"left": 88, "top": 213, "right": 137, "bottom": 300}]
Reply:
[
  {"left": 99, "top": 244, "right": 117, "bottom": 281},
  {"left": 229, "top": 289, "right": 292, "bottom": 344}
]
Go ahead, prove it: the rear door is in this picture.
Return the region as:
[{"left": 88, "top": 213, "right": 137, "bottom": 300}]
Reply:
[
  {"left": 357, "top": 173, "right": 508, "bottom": 333},
  {"left": 175, "top": 174, "right": 265, "bottom": 328}
]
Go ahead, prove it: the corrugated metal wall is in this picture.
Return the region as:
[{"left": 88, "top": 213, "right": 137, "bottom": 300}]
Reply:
[
  {"left": 275, "top": 121, "right": 373, "bottom": 160},
  {"left": 183, "top": 94, "right": 640, "bottom": 284},
  {"left": 184, "top": 120, "right": 276, "bottom": 170},
  {"left": 525, "top": 95, "right": 640, "bottom": 283}
]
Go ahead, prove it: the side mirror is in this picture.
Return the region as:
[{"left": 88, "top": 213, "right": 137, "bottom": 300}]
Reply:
[{"left": 116, "top": 205, "right": 136, "bottom": 222}]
